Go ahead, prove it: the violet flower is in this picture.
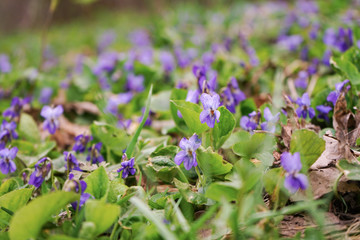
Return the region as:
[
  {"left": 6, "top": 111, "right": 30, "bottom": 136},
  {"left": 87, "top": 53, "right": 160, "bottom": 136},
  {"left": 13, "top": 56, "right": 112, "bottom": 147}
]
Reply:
[
  {"left": 0, "top": 120, "right": 18, "bottom": 148},
  {"left": 65, "top": 173, "right": 92, "bottom": 210},
  {"left": 92, "top": 52, "right": 119, "bottom": 76},
  {"left": 40, "top": 105, "right": 63, "bottom": 135},
  {"left": 200, "top": 93, "right": 221, "bottom": 128},
  {"left": 86, "top": 143, "right": 104, "bottom": 164},
  {"left": 316, "top": 105, "right": 332, "bottom": 122},
  {"left": 117, "top": 154, "right": 136, "bottom": 178},
  {"left": 240, "top": 111, "right": 260, "bottom": 133},
  {"left": 294, "top": 71, "right": 308, "bottom": 89},
  {"left": 327, "top": 79, "right": 350, "bottom": 106},
  {"left": 0, "top": 146, "right": 17, "bottom": 174},
  {"left": 106, "top": 92, "right": 133, "bottom": 116},
  {"left": 138, "top": 108, "right": 154, "bottom": 126},
  {"left": 64, "top": 151, "right": 80, "bottom": 172},
  {"left": 39, "top": 87, "right": 53, "bottom": 105},
  {"left": 159, "top": 51, "right": 175, "bottom": 73},
  {"left": 260, "top": 108, "right": 280, "bottom": 133},
  {"left": 295, "top": 93, "right": 315, "bottom": 119},
  {"left": 3, "top": 97, "right": 31, "bottom": 119},
  {"left": 278, "top": 35, "right": 303, "bottom": 52},
  {"left": 97, "top": 30, "right": 116, "bottom": 54},
  {"left": 29, "top": 157, "right": 51, "bottom": 188},
  {"left": 228, "top": 77, "right": 246, "bottom": 105},
  {"left": 126, "top": 73, "right": 144, "bottom": 93},
  {"left": 281, "top": 152, "right": 308, "bottom": 194},
  {"left": 129, "top": 29, "right": 151, "bottom": 47},
  {"left": 174, "top": 134, "right": 201, "bottom": 170},
  {"left": 221, "top": 87, "right": 237, "bottom": 113},
  {"left": 73, "top": 134, "right": 93, "bottom": 153},
  {"left": 0, "top": 54, "right": 11, "bottom": 73}
]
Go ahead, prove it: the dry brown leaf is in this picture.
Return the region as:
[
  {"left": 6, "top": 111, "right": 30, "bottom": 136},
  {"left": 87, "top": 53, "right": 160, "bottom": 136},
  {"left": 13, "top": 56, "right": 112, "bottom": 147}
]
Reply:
[{"left": 311, "top": 133, "right": 342, "bottom": 169}]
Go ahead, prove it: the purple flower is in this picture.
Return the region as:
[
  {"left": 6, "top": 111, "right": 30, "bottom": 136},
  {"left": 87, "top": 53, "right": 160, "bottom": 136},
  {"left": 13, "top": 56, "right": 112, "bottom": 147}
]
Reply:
[
  {"left": 327, "top": 79, "right": 350, "bottom": 106},
  {"left": 126, "top": 73, "right": 144, "bottom": 93},
  {"left": 92, "top": 52, "right": 119, "bottom": 76},
  {"left": 0, "top": 120, "right": 18, "bottom": 148},
  {"left": 64, "top": 151, "right": 80, "bottom": 172},
  {"left": 322, "top": 49, "right": 332, "bottom": 66},
  {"left": 281, "top": 152, "right": 308, "bottom": 194},
  {"left": 0, "top": 147, "right": 17, "bottom": 174},
  {"left": 198, "top": 69, "right": 218, "bottom": 94},
  {"left": 41, "top": 105, "right": 63, "bottom": 134},
  {"left": 336, "top": 28, "right": 353, "bottom": 52},
  {"left": 129, "top": 29, "right": 151, "bottom": 47},
  {"left": 240, "top": 111, "right": 260, "bottom": 133},
  {"left": 0, "top": 54, "right": 11, "bottom": 73},
  {"left": 73, "top": 134, "right": 93, "bottom": 153},
  {"left": 316, "top": 105, "right": 332, "bottom": 122},
  {"left": 29, "top": 157, "right": 51, "bottom": 188},
  {"left": 117, "top": 154, "right": 136, "bottom": 178},
  {"left": 118, "top": 118, "right": 132, "bottom": 130},
  {"left": 86, "top": 143, "right": 104, "bottom": 164},
  {"left": 159, "top": 51, "right": 175, "bottom": 73},
  {"left": 106, "top": 92, "right": 133, "bottom": 115},
  {"left": 260, "top": 108, "right": 280, "bottom": 133},
  {"left": 138, "top": 108, "right": 154, "bottom": 126},
  {"left": 200, "top": 93, "right": 221, "bottom": 128},
  {"left": 97, "top": 30, "right": 116, "bottom": 54},
  {"left": 174, "top": 134, "right": 201, "bottom": 170},
  {"left": 202, "top": 51, "right": 214, "bottom": 67},
  {"left": 221, "top": 88, "right": 237, "bottom": 113},
  {"left": 3, "top": 97, "right": 31, "bottom": 119},
  {"left": 294, "top": 71, "right": 308, "bottom": 89},
  {"left": 308, "top": 58, "right": 319, "bottom": 75},
  {"left": 39, "top": 87, "right": 53, "bottom": 105},
  {"left": 296, "top": 93, "right": 315, "bottom": 119},
  {"left": 278, "top": 35, "right": 303, "bottom": 52},
  {"left": 66, "top": 173, "right": 92, "bottom": 210},
  {"left": 175, "top": 47, "right": 197, "bottom": 68},
  {"left": 228, "top": 77, "right": 246, "bottom": 105}
]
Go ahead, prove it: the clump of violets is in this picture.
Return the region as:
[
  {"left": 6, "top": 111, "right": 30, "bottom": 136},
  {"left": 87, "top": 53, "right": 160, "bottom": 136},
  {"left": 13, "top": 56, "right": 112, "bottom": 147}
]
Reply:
[
  {"left": 261, "top": 108, "right": 280, "bottom": 133},
  {"left": 106, "top": 92, "right": 133, "bottom": 116},
  {"left": 240, "top": 111, "right": 261, "bottom": 133},
  {"left": 281, "top": 152, "right": 308, "bottom": 194},
  {"left": 39, "top": 87, "right": 53, "bottom": 105},
  {"left": 29, "top": 157, "right": 52, "bottom": 188},
  {"left": 41, "top": 105, "right": 63, "bottom": 134},
  {"left": 200, "top": 93, "right": 221, "bottom": 128},
  {"left": 73, "top": 134, "right": 93, "bottom": 153},
  {"left": 221, "top": 77, "right": 246, "bottom": 113},
  {"left": 125, "top": 73, "right": 145, "bottom": 93},
  {"left": 295, "top": 93, "right": 315, "bottom": 119},
  {"left": 64, "top": 173, "right": 92, "bottom": 210},
  {"left": 117, "top": 154, "right": 136, "bottom": 178},
  {"left": 0, "top": 120, "right": 18, "bottom": 149},
  {"left": 64, "top": 151, "right": 80, "bottom": 172},
  {"left": 159, "top": 51, "right": 175, "bottom": 73},
  {"left": 294, "top": 71, "right": 308, "bottom": 89},
  {"left": 3, "top": 97, "right": 31, "bottom": 119},
  {"left": 174, "top": 134, "right": 201, "bottom": 170},
  {"left": 327, "top": 79, "right": 350, "bottom": 106},
  {"left": 0, "top": 146, "right": 18, "bottom": 174},
  {"left": 86, "top": 143, "right": 104, "bottom": 164},
  {"left": 0, "top": 54, "right": 11, "bottom": 73}
]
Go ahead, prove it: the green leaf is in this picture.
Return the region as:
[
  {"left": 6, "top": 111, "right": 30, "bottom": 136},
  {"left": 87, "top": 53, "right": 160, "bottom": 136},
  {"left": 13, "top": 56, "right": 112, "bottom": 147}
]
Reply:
[
  {"left": 233, "top": 132, "right": 275, "bottom": 166},
  {"left": 91, "top": 122, "right": 130, "bottom": 156},
  {"left": 84, "top": 166, "right": 109, "bottom": 199},
  {"left": 0, "top": 178, "right": 22, "bottom": 196},
  {"left": 9, "top": 191, "right": 78, "bottom": 240},
  {"left": 126, "top": 85, "right": 153, "bottom": 157},
  {"left": 169, "top": 88, "right": 190, "bottom": 134},
  {"left": 107, "top": 179, "right": 128, "bottom": 203},
  {"left": 330, "top": 48, "right": 360, "bottom": 86},
  {"left": 337, "top": 159, "right": 360, "bottom": 180},
  {"left": 150, "top": 90, "right": 171, "bottom": 112},
  {"left": 240, "top": 98, "right": 257, "bottom": 116},
  {"left": 84, "top": 199, "right": 120, "bottom": 237},
  {"left": 290, "top": 129, "right": 325, "bottom": 170},
  {"left": 173, "top": 179, "right": 207, "bottom": 205},
  {"left": 263, "top": 168, "right": 289, "bottom": 206},
  {"left": 144, "top": 156, "right": 188, "bottom": 183},
  {"left": 130, "top": 196, "right": 177, "bottom": 240},
  {"left": 222, "top": 131, "right": 251, "bottom": 149},
  {"left": 0, "top": 188, "right": 32, "bottom": 228},
  {"left": 18, "top": 113, "right": 40, "bottom": 142},
  {"left": 205, "top": 182, "right": 239, "bottom": 202},
  {"left": 170, "top": 100, "right": 209, "bottom": 135},
  {"left": 17, "top": 141, "right": 56, "bottom": 166},
  {"left": 213, "top": 106, "right": 236, "bottom": 149},
  {"left": 196, "top": 146, "right": 232, "bottom": 178}
]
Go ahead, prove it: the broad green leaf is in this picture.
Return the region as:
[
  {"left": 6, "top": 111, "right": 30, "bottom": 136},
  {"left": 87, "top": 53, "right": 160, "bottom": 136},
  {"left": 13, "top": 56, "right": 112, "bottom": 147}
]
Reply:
[
  {"left": 150, "top": 90, "right": 171, "bottom": 112},
  {"left": 85, "top": 199, "right": 120, "bottom": 237},
  {"left": 331, "top": 48, "right": 360, "bottom": 86},
  {"left": 48, "top": 235, "right": 83, "bottom": 240},
  {"left": 144, "top": 156, "right": 188, "bottom": 183},
  {"left": 263, "top": 168, "right": 289, "bottom": 206},
  {"left": 0, "top": 178, "right": 22, "bottom": 196},
  {"left": 213, "top": 106, "right": 236, "bottom": 149},
  {"left": 18, "top": 113, "right": 40, "bottom": 142},
  {"left": 169, "top": 88, "right": 190, "bottom": 134},
  {"left": 84, "top": 166, "right": 109, "bottom": 199},
  {"left": 17, "top": 141, "right": 56, "bottom": 166},
  {"left": 0, "top": 188, "right": 32, "bottom": 228},
  {"left": 130, "top": 196, "right": 177, "bottom": 240},
  {"left": 290, "top": 129, "right": 325, "bottom": 170},
  {"left": 205, "top": 182, "right": 239, "bottom": 202},
  {"left": 9, "top": 191, "right": 78, "bottom": 240},
  {"left": 91, "top": 122, "right": 130, "bottom": 156},
  {"left": 170, "top": 100, "right": 209, "bottom": 135},
  {"left": 222, "top": 130, "right": 251, "bottom": 149},
  {"left": 107, "top": 179, "right": 128, "bottom": 203},
  {"left": 240, "top": 98, "right": 257, "bottom": 116},
  {"left": 173, "top": 179, "right": 207, "bottom": 205},
  {"left": 337, "top": 159, "right": 360, "bottom": 180},
  {"left": 126, "top": 85, "right": 153, "bottom": 157},
  {"left": 233, "top": 132, "right": 275, "bottom": 166},
  {"left": 196, "top": 147, "right": 232, "bottom": 178}
]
